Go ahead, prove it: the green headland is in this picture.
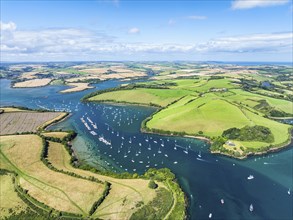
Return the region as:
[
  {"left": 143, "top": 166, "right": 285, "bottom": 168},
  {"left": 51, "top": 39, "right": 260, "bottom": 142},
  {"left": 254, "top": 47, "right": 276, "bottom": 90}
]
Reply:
[{"left": 85, "top": 74, "right": 293, "bottom": 159}]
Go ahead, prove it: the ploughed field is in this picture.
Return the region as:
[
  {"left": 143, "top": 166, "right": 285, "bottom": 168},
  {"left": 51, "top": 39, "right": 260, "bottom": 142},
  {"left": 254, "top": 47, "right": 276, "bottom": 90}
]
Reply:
[
  {"left": 0, "top": 109, "right": 66, "bottom": 135},
  {"left": 86, "top": 77, "right": 293, "bottom": 158}
]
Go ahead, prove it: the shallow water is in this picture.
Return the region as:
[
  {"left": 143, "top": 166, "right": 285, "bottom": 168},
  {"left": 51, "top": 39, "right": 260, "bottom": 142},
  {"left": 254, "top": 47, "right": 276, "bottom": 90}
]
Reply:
[{"left": 1, "top": 79, "right": 292, "bottom": 220}]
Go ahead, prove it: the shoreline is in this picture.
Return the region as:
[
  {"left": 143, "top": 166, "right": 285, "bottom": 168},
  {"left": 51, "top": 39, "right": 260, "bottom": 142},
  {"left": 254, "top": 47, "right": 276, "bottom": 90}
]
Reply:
[
  {"left": 211, "top": 129, "right": 293, "bottom": 160},
  {"left": 141, "top": 128, "right": 212, "bottom": 144},
  {"left": 43, "top": 112, "right": 71, "bottom": 131},
  {"left": 59, "top": 83, "right": 94, "bottom": 94},
  {"left": 269, "top": 116, "right": 293, "bottom": 120},
  {"left": 88, "top": 99, "right": 292, "bottom": 160},
  {"left": 87, "top": 99, "right": 161, "bottom": 108}
]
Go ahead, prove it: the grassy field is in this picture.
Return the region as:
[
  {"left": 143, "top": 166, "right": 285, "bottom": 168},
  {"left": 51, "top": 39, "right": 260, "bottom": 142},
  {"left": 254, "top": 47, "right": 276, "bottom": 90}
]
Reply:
[
  {"left": 0, "top": 111, "right": 66, "bottom": 135},
  {"left": 86, "top": 77, "right": 292, "bottom": 158},
  {"left": 146, "top": 94, "right": 253, "bottom": 137},
  {"left": 0, "top": 135, "right": 105, "bottom": 215},
  {"left": 89, "top": 88, "right": 191, "bottom": 107},
  {"left": 227, "top": 89, "right": 293, "bottom": 114},
  {"left": 0, "top": 174, "right": 28, "bottom": 219}
]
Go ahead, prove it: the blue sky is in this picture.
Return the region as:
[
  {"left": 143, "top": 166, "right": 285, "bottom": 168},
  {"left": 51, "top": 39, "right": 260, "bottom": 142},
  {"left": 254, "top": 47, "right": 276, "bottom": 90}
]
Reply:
[{"left": 1, "top": 0, "right": 292, "bottom": 61}]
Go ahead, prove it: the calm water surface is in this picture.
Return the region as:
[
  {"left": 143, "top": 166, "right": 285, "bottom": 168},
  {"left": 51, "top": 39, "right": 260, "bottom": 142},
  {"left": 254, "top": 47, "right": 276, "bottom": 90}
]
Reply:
[{"left": 1, "top": 79, "right": 292, "bottom": 220}]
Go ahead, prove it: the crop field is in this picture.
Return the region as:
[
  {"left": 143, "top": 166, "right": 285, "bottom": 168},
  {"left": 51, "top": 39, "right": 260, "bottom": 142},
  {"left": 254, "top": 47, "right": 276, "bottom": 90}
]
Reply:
[
  {"left": 0, "top": 111, "right": 66, "bottom": 135},
  {"left": 0, "top": 135, "right": 105, "bottom": 215},
  {"left": 47, "top": 140, "right": 160, "bottom": 219},
  {"left": 0, "top": 107, "right": 29, "bottom": 113},
  {"left": 13, "top": 78, "right": 52, "bottom": 88},
  {"left": 60, "top": 82, "right": 94, "bottom": 93},
  {"left": 41, "top": 131, "right": 69, "bottom": 139}
]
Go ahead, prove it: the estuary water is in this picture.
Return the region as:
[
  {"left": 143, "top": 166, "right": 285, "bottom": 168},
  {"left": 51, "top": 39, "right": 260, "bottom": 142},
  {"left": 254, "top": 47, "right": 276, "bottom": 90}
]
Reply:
[{"left": 1, "top": 79, "right": 292, "bottom": 220}]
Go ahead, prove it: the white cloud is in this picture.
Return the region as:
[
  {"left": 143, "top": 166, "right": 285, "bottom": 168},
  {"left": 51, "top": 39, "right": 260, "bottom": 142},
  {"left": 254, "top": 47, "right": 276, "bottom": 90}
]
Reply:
[
  {"left": 128, "top": 27, "right": 140, "bottom": 34},
  {"left": 1, "top": 21, "right": 292, "bottom": 61},
  {"left": 187, "top": 15, "right": 207, "bottom": 20},
  {"left": 0, "top": 21, "right": 17, "bottom": 31},
  {"left": 232, "top": 0, "right": 289, "bottom": 10},
  {"left": 198, "top": 32, "right": 293, "bottom": 53}
]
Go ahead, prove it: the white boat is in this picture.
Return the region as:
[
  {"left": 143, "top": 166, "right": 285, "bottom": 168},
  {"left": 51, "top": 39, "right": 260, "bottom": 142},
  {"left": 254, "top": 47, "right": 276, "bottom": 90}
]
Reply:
[
  {"left": 183, "top": 146, "right": 188, "bottom": 154},
  {"left": 288, "top": 188, "right": 291, "bottom": 195},
  {"left": 92, "top": 123, "right": 97, "bottom": 129},
  {"left": 247, "top": 175, "right": 254, "bottom": 180},
  {"left": 174, "top": 161, "right": 178, "bottom": 164},
  {"left": 198, "top": 151, "right": 202, "bottom": 158},
  {"left": 209, "top": 213, "right": 212, "bottom": 218},
  {"left": 98, "top": 136, "right": 111, "bottom": 145},
  {"left": 164, "top": 154, "right": 168, "bottom": 157},
  {"left": 249, "top": 204, "right": 253, "bottom": 212},
  {"left": 158, "top": 148, "right": 162, "bottom": 153},
  {"left": 90, "top": 131, "right": 97, "bottom": 136},
  {"left": 221, "top": 199, "right": 224, "bottom": 204}
]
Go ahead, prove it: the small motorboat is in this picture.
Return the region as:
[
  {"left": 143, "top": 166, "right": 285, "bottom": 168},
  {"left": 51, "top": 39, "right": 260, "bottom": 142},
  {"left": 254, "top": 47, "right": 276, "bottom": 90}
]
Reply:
[
  {"left": 249, "top": 204, "right": 253, "bottom": 212},
  {"left": 247, "top": 175, "right": 254, "bottom": 180}
]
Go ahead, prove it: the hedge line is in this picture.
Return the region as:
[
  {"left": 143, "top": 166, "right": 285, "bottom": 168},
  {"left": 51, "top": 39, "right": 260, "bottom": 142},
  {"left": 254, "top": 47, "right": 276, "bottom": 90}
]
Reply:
[
  {"left": 40, "top": 136, "right": 103, "bottom": 184},
  {"left": 89, "top": 181, "right": 111, "bottom": 216}
]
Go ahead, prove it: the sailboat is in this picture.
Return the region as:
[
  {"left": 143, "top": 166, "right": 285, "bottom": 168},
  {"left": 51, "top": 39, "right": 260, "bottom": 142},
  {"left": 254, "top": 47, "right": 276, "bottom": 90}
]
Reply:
[
  {"left": 183, "top": 146, "right": 188, "bottom": 154},
  {"left": 249, "top": 204, "right": 253, "bottom": 212}
]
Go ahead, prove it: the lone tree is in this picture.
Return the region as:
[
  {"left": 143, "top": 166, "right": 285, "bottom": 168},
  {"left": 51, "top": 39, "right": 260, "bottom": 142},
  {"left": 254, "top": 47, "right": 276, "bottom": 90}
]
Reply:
[{"left": 148, "top": 180, "right": 158, "bottom": 189}]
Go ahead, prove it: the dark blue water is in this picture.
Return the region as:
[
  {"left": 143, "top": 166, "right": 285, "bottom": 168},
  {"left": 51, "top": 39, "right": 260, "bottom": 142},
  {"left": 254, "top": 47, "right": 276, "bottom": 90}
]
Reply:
[{"left": 1, "top": 79, "right": 292, "bottom": 220}]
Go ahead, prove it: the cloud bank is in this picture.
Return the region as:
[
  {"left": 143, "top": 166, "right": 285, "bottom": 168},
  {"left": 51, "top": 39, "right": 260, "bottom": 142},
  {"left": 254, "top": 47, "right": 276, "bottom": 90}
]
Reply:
[
  {"left": 1, "top": 21, "right": 292, "bottom": 61},
  {"left": 231, "top": 0, "right": 289, "bottom": 10}
]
